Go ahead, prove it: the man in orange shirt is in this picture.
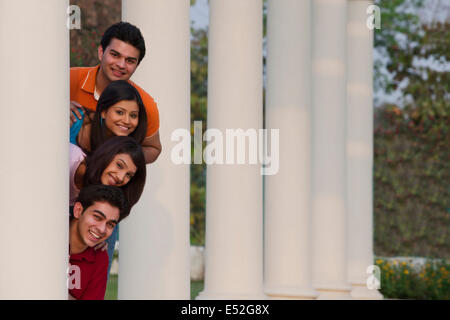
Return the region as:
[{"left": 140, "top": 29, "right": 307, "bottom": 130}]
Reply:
[{"left": 70, "top": 22, "right": 161, "bottom": 164}]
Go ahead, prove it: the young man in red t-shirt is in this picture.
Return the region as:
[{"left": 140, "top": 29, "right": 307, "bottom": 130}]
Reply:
[{"left": 68, "top": 184, "right": 127, "bottom": 300}]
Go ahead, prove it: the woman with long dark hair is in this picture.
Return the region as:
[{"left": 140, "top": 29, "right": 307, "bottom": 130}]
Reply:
[
  {"left": 71, "top": 136, "right": 146, "bottom": 211},
  {"left": 70, "top": 136, "right": 146, "bottom": 276},
  {"left": 71, "top": 80, "right": 148, "bottom": 154}
]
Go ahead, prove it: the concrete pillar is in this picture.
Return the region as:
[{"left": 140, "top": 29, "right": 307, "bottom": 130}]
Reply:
[
  {"left": 347, "top": 0, "right": 383, "bottom": 299},
  {"left": 196, "top": 0, "right": 266, "bottom": 299},
  {"left": 119, "top": 0, "right": 191, "bottom": 299},
  {"left": 311, "top": 0, "right": 352, "bottom": 299},
  {"left": 264, "top": 0, "right": 317, "bottom": 300},
  {"left": 0, "top": 0, "right": 69, "bottom": 299}
]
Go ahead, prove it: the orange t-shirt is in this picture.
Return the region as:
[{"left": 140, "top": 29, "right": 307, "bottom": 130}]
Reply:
[{"left": 70, "top": 65, "right": 159, "bottom": 137}]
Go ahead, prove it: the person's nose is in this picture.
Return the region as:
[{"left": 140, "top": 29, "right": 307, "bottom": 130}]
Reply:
[
  {"left": 122, "top": 113, "right": 130, "bottom": 124},
  {"left": 117, "top": 58, "right": 126, "bottom": 69},
  {"left": 117, "top": 171, "right": 126, "bottom": 184},
  {"left": 97, "top": 222, "right": 107, "bottom": 235}
]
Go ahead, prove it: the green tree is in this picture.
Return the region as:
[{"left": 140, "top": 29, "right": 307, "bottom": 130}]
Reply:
[
  {"left": 190, "top": 25, "right": 208, "bottom": 245},
  {"left": 373, "top": 1, "right": 449, "bottom": 257},
  {"left": 373, "top": 0, "right": 424, "bottom": 95}
]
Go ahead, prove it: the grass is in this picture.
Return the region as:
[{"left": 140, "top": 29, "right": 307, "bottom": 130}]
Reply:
[
  {"left": 104, "top": 276, "right": 204, "bottom": 300},
  {"left": 191, "top": 280, "right": 204, "bottom": 299},
  {"left": 104, "top": 275, "right": 118, "bottom": 300}
]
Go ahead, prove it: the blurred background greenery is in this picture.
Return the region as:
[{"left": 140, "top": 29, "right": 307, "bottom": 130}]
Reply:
[
  {"left": 70, "top": 0, "right": 449, "bottom": 299},
  {"left": 372, "top": 0, "right": 449, "bottom": 258}
]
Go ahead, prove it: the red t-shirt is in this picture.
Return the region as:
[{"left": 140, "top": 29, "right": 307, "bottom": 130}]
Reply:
[
  {"left": 69, "top": 247, "right": 108, "bottom": 300},
  {"left": 70, "top": 65, "right": 160, "bottom": 137}
]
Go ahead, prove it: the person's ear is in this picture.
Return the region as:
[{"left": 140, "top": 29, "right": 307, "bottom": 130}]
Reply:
[
  {"left": 101, "top": 110, "right": 106, "bottom": 121},
  {"left": 73, "top": 202, "right": 84, "bottom": 219},
  {"left": 98, "top": 45, "right": 104, "bottom": 61}
]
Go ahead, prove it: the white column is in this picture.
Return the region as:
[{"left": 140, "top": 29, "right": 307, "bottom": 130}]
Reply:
[
  {"left": 119, "top": 0, "right": 191, "bottom": 299},
  {"left": 197, "top": 0, "right": 266, "bottom": 300},
  {"left": 264, "top": 0, "right": 317, "bottom": 300},
  {"left": 0, "top": 0, "right": 69, "bottom": 299},
  {"left": 347, "top": 0, "right": 383, "bottom": 299},
  {"left": 311, "top": 0, "right": 352, "bottom": 299}
]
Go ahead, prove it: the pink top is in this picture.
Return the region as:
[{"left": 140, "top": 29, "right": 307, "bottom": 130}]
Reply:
[{"left": 70, "top": 143, "right": 86, "bottom": 206}]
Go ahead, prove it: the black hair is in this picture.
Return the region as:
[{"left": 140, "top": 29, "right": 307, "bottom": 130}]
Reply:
[
  {"left": 90, "top": 80, "right": 148, "bottom": 152},
  {"left": 83, "top": 136, "right": 146, "bottom": 220},
  {"left": 101, "top": 22, "right": 146, "bottom": 64},
  {"left": 77, "top": 184, "right": 128, "bottom": 222}
]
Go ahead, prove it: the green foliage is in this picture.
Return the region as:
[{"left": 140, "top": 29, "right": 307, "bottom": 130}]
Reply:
[
  {"left": 373, "top": 103, "right": 449, "bottom": 257},
  {"left": 190, "top": 27, "right": 208, "bottom": 245},
  {"left": 375, "top": 257, "right": 449, "bottom": 299},
  {"left": 373, "top": 0, "right": 424, "bottom": 94},
  {"left": 191, "top": 280, "right": 204, "bottom": 299},
  {"left": 398, "top": 20, "right": 449, "bottom": 120},
  {"left": 373, "top": 2, "right": 449, "bottom": 258}
]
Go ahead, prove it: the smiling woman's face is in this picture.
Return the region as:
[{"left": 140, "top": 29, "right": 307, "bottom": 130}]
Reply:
[
  {"left": 101, "top": 153, "right": 137, "bottom": 187},
  {"left": 101, "top": 99, "right": 139, "bottom": 137}
]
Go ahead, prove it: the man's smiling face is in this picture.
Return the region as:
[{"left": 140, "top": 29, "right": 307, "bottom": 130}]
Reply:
[
  {"left": 98, "top": 38, "right": 140, "bottom": 82},
  {"left": 73, "top": 201, "right": 119, "bottom": 248}
]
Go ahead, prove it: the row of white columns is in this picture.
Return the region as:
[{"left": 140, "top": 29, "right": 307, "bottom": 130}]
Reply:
[
  {"left": 0, "top": 0, "right": 380, "bottom": 299},
  {"left": 198, "top": 0, "right": 382, "bottom": 300}
]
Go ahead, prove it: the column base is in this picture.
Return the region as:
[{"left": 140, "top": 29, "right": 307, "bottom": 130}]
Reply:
[
  {"left": 315, "top": 284, "right": 352, "bottom": 300},
  {"left": 265, "top": 285, "right": 318, "bottom": 300},
  {"left": 196, "top": 290, "right": 268, "bottom": 300},
  {"left": 350, "top": 283, "right": 383, "bottom": 300}
]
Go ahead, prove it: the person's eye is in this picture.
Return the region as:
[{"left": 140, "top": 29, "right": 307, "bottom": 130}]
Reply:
[
  {"left": 108, "top": 222, "right": 116, "bottom": 229},
  {"left": 116, "top": 110, "right": 124, "bottom": 115},
  {"left": 130, "top": 113, "right": 138, "bottom": 119},
  {"left": 94, "top": 215, "right": 101, "bottom": 221},
  {"left": 126, "top": 173, "right": 133, "bottom": 179},
  {"left": 127, "top": 59, "right": 136, "bottom": 64},
  {"left": 111, "top": 52, "right": 118, "bottom": 57},
  {"left": 117, "top": 162, "right": 123, "bottom": 169}
]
